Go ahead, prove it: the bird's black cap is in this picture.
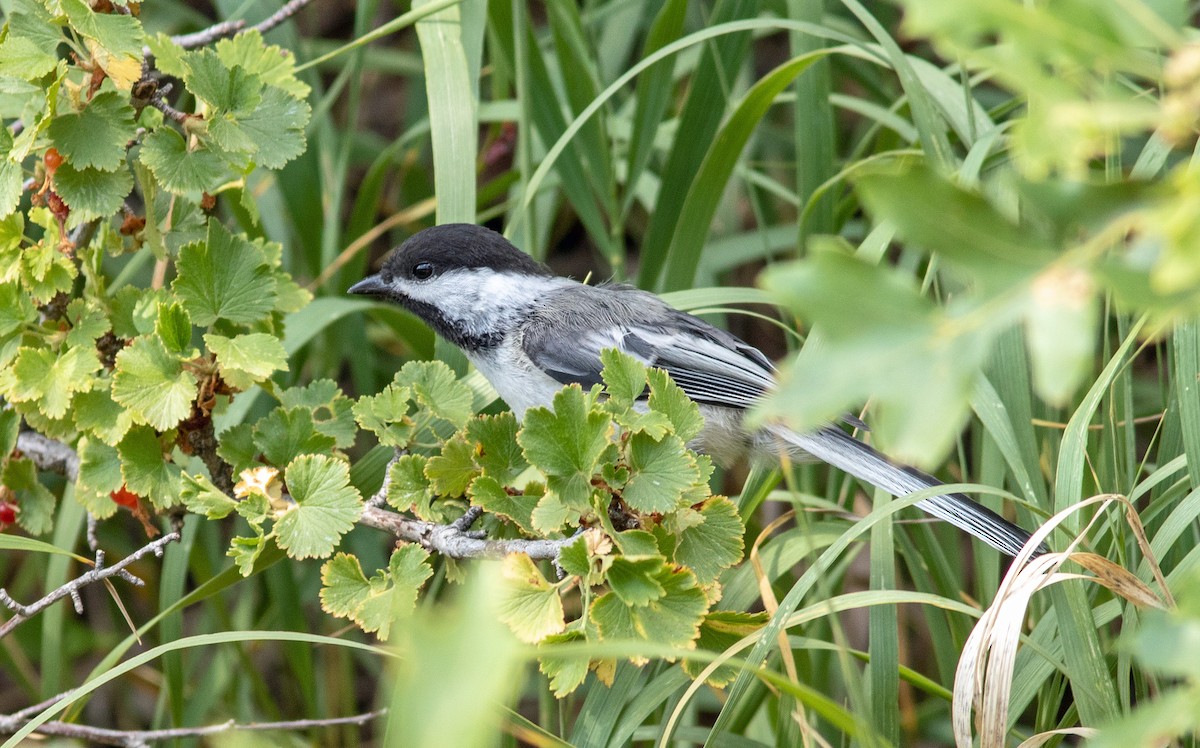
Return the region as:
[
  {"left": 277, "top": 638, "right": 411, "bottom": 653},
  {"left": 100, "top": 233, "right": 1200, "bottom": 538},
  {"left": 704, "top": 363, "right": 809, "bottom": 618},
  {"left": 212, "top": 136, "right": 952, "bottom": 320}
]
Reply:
[{"left": 375, "top": 224, "right": 551, "bottom": 285}]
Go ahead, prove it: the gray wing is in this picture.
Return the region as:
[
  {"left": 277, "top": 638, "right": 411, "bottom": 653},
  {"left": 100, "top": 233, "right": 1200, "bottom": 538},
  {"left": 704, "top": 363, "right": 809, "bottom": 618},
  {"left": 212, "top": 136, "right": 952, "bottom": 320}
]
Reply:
[{"left": 520, "top": 284, "right": 776, "bottom": 409}]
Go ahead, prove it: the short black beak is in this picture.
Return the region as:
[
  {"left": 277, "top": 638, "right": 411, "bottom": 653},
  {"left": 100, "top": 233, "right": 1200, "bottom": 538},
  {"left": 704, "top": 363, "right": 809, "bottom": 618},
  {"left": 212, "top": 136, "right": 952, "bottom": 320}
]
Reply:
[{"left": 348, "top": 274, "right": 388, "bottom": 298}]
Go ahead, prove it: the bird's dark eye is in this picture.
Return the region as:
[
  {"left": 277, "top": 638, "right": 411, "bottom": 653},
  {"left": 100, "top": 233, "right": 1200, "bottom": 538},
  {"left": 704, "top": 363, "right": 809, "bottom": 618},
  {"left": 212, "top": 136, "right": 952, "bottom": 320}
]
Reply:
[{"left": 412, "top": 262, "right": 434, "bottom": 280}]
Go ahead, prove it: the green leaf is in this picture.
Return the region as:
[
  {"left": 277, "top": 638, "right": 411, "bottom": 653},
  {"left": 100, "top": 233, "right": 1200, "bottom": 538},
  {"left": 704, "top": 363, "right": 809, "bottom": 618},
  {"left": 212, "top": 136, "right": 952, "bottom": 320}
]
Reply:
[
  {"left": 48, "top": 91, "right": 134, "bottom": 171},
  {"left": 0, "top": 36, "right": 58, "bottom": 80},
  {"left": 386, "top": 454, "right": 433, "bottom": 512},
  {"left": 229, "top": 533, "right": 266, "bottom": 577},
  {"left": 173, "top": 221, "right": 278, "bottom": 326},
  {"left": 2, "top": 458, "right": 56, "bottom": 535},
  {"left": 5, "top": 345, "right": 99, "bottom": 420},
  {"left": 184, "top": 49, "right": 263, "bottom": 113},
  {"left": 204, "top": 332, "right": 288, "bottom": 390},
  {"left": 856, "top": 164, "right": 1056, "bottom": 285},
  {"left": 537, "top": 627, "right": 590, "bottom": 697},
  {"left": 181, "top": 472, "right": 237, "bottom": 519},
  {"left": 600, "top": 348, "right": 648, "bottom": 406},
  {"left": 497, "top": 554, "right": 566, "bottom": 644},
  {"left": 465, "top": 412, "right": 527, "bottom": 483},
  {"left": 76, "top": 436, "right": 123, "bottom": 497},
  {"left": 518, "top": 386, "right": 612, "bottom": 510},
  {"left": 222, "top": 86, "right": 311, "bottom": 169},
  {"left": 139, "top": 128, "right": 228, "bottom": 197},
  {"left": 530, "top": 485, "right": 571, "bottom": 535},
  {"left": 352, "top": 384, "right": 414, "bottom": 447},
  {"left": 18, "top": 241, "right": 76, "bottom": 303},
  {"left": 616, "top": 529, "right": 662, "bottom": 557},
  {"left": 395, "top": 360, "right": 475, "bottom": 428},
  {"left": 216, "top": 422, "right": 257, "bottom": 475},
  {"left": 146, "top": 33, "right": 187, "bottom": 79},
  {"left": 156, "top": 301, "right": 192, "bottom": 355},
  {"left": 112, "top": 336, "right": 197, "bottom": 431},
  {"left": 646, "top": 368, "right": 705, "bottom": 442},
  {"left": 556, "top": 533, "right": 593, "bottom": 579},
  {"left": 606, "top": 556, "right": 668, "bottom": 606},
  {"left": 590, "top": 564, "right": 708, "bottom": 648},
  {"left": 214, "top": 30, "right": 311, "bottom": 98},
  {"left": 75, "top": 436, "right": 121, "bottom": 519},
  {"left": 279, "top": 380, "right": 357, "bottom": 448},
  {"left": 468, "top": 475, "right": 537, "bottom": 535},
  {"left": 0, "top": 282, "right": 35, "bottom": 339},
  {"left": 118, "top": 425, "right": 182, "bottom": 509},
  {"left": 673, "top": 497, "right": 745, "bottom": 585},
  {"left": 60, "top": 0, "right": 143, "bottom": 88},
  {"left": 53, "top": 162, "right": 134, "bottom": 223},
  {"left": 319, "top": 545, "right": 433, "bottom": 640},
  {"left": 425, "top": 434, "right": 478, "bottom": 497},
  {"left": 252, "top": 407, "right": 337, "bottom": 468},
  {"left": 64, "top": 299, "right": 110, "bottom": 349},
  {"left": 0, "top": 128, "right": 22, "bottom": 218},
  {"left": 1025, "top": 267, "right": 1099, "bottom": 406},
  {"left": 622, "top": 433, "right": 699, "bottom": 514},
  {"left": 0, "top": 409, "right": 19, "bottom": 459},
  {"left": 73, "top": 386, "right": 133, "bottom": 446},
  {"left": 275, "top": 455, "right": 363, "bottom": 559},
  {"left": 759, "top": 248, "right": 996, "bottom": 464},
  {"left": 684, "top": 610, "right": 769, "bottom": 684}
]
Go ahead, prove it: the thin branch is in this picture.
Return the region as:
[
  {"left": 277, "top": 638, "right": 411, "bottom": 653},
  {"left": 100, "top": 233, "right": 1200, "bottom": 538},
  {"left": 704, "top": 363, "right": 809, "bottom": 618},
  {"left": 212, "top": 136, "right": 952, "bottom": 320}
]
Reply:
[
  {"left": 0, "top": 708, "right": 385, "bottom": 747},
  {"left": 360, "top": 506, "right": 571, "bottom": 560},
  {"left": 20, "top": 432, "right": 571, "bottom": 563},
  {"left": 160, "top": 0, "right": 317, "bottom": 53},
  {"left": 0, "top": 533, "right": 180, "bottom": 639},
  {"left": 16, "top": 431, "right": 80, "bottom": 480}
]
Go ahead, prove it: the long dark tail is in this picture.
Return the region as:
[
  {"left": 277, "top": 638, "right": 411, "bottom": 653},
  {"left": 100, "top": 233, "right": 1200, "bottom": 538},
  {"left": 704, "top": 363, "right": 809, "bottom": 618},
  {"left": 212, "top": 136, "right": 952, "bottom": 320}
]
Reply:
[{"left": 769, "top": 425, "right": 1045, "bottom": 558}]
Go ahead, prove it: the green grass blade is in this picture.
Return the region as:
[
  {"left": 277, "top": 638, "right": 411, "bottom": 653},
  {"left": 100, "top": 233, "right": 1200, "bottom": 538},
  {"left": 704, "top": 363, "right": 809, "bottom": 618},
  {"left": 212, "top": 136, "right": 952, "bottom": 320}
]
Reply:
[{"left": 660, "top": 52, "right": 828, "bottom": 292}]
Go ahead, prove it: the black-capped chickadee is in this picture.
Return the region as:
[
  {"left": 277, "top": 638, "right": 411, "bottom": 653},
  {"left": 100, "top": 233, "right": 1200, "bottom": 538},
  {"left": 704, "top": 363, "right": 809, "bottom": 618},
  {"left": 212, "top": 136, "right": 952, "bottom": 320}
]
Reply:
[{"left": 350, "top": 223, "right": 1042, "bottom": 558}]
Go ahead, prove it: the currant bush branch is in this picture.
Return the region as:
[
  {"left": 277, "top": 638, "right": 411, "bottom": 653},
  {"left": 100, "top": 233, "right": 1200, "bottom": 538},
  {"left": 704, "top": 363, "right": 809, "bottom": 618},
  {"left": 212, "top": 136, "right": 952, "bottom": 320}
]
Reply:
[
  {"left": 0, "top": 707, "right": 385, "bottom": 747},
  {"left": 0, "top": 532, "right": 180, "bottom": 639},
  {"left": 19, "top": 432, "right": 571, "bottom": 562}
]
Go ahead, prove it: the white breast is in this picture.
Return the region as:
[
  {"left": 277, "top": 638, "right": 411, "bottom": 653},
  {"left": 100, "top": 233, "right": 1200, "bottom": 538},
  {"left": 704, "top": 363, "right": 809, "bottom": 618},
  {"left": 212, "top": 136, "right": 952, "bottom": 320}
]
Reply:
[{"left": 467, "top": 340, "right": 567, "bottom": 419}]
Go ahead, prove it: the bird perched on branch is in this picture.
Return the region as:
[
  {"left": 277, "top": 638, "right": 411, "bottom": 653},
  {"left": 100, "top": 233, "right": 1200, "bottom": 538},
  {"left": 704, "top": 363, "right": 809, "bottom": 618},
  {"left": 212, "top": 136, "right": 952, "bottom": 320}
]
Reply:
[{"left": 350, "top": 223, "right": 1042, "bottom": 558}]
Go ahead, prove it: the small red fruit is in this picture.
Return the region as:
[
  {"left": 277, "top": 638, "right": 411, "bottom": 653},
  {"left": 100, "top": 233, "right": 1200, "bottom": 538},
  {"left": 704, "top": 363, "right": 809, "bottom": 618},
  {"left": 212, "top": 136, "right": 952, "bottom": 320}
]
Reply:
[
  {"left": 44, "top": 147, "right": 63, "bottom": 174},
  {"left": 110, "top": 485, "right": 139, "bottom": 508},
  {"left": 0, "top": 502, "right": 17, "bottom": 525}
]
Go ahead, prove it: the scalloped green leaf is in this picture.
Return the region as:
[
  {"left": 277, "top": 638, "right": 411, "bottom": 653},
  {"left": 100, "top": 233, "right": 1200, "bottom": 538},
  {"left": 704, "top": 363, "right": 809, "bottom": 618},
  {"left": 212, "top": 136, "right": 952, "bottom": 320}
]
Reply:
[
  {"left": 252, "top": 406, "right": 337, "bottom": 468},
  {"left": 394, "top": 360, "right": 474, "bottom": 428},
  {"left": 425, "top": 433, "right": 478, "bottom": 498},
  {"left": 204, "top": 332, "right": 287, "bottom": 390},
  {"left": 53, "top": 162, "right": 134, "bottom": 223},
  {"left": 5, "top": 344, "right": 99, "bottom": 420},
  {"left": 2, "top": 458, "right": 55, "bottom": 535},
  {"left": 622, "top": 433, "right": 699, "bottom": 514},
  {"left": 352, "top": 383, "right": 415, "bottom": 448},
  {"left": 517, "top": 386, "right": 611, "bottom": 510},
  {"left": 173, "top": 221, "right": 277, "bottom": 326},
  {"left": 319, "top": 545, "right": 432, "bottom": 640},
  {"left": 275, "top": 455, "right": 363, "bottom": 559},
  {"left": 118, "top": 425, "right": 182, "bottom": 509},
  {"left": 112, "top": 336, "right": 197, "bottom": 431},
  {"left": 467, "top": 475, "right": 537, "bottom": 536},
  {"left": 48, "top": 91, "right": 134, "bottom": 171},
  {"left": 590, "top": 565, "right": 708, "bottom": 649},
  {"left": 465, "top": 412, "right": 527, "bottom": 483},
  {"left": 139, "top": 127, "right": 229, "bottom": 196},
  {"left": 673, "top": 497, "right": 745, "bottom": 585},
  {"left": 279, "top": 380, "right": 356, "bottom": 448},
  {"left": 497, "top": 553, "right": 566, "bottom": 644},
  {"left": 181, "top": 472, "right": 237, "bottom": 519}
]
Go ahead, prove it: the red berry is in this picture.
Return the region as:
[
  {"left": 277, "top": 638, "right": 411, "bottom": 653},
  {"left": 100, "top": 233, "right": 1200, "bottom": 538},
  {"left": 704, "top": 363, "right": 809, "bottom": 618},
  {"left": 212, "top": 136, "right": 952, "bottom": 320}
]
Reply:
[
  {"left": 44, "top": 147, "right": 63, "bottom": 173},
  {"left": 0, "top": 502, "right": 17, "bottom": 525},
  {"left": 110, "top": 485, "right": 139, "bottom": 508}
]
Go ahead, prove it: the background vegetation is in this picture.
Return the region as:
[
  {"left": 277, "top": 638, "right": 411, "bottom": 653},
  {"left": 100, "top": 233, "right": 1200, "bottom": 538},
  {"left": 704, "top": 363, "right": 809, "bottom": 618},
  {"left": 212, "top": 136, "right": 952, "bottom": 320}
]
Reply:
[{"left": 1, "top": 0, "right": 1199, "bottom": 745}]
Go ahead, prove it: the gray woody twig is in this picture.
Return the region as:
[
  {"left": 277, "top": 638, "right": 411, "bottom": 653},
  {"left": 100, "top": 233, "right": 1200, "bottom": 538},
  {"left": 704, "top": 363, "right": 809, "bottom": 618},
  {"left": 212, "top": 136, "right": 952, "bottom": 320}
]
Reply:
[
  {"left": 0, "top": 708, "right": 385, "bottom": 747},
  {"left": 20, "top": 431, "right": 571, "bottom": 561},
  {"left": 0, "top": 533, "right": 180, "bottom": 639}
]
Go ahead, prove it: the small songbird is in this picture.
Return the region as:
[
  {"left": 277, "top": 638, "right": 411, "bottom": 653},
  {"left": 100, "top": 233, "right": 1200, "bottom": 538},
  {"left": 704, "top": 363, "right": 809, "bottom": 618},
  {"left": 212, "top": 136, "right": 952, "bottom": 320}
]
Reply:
[{"left": 350, "top": 223, "right": 1042, "bottom": 558}]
